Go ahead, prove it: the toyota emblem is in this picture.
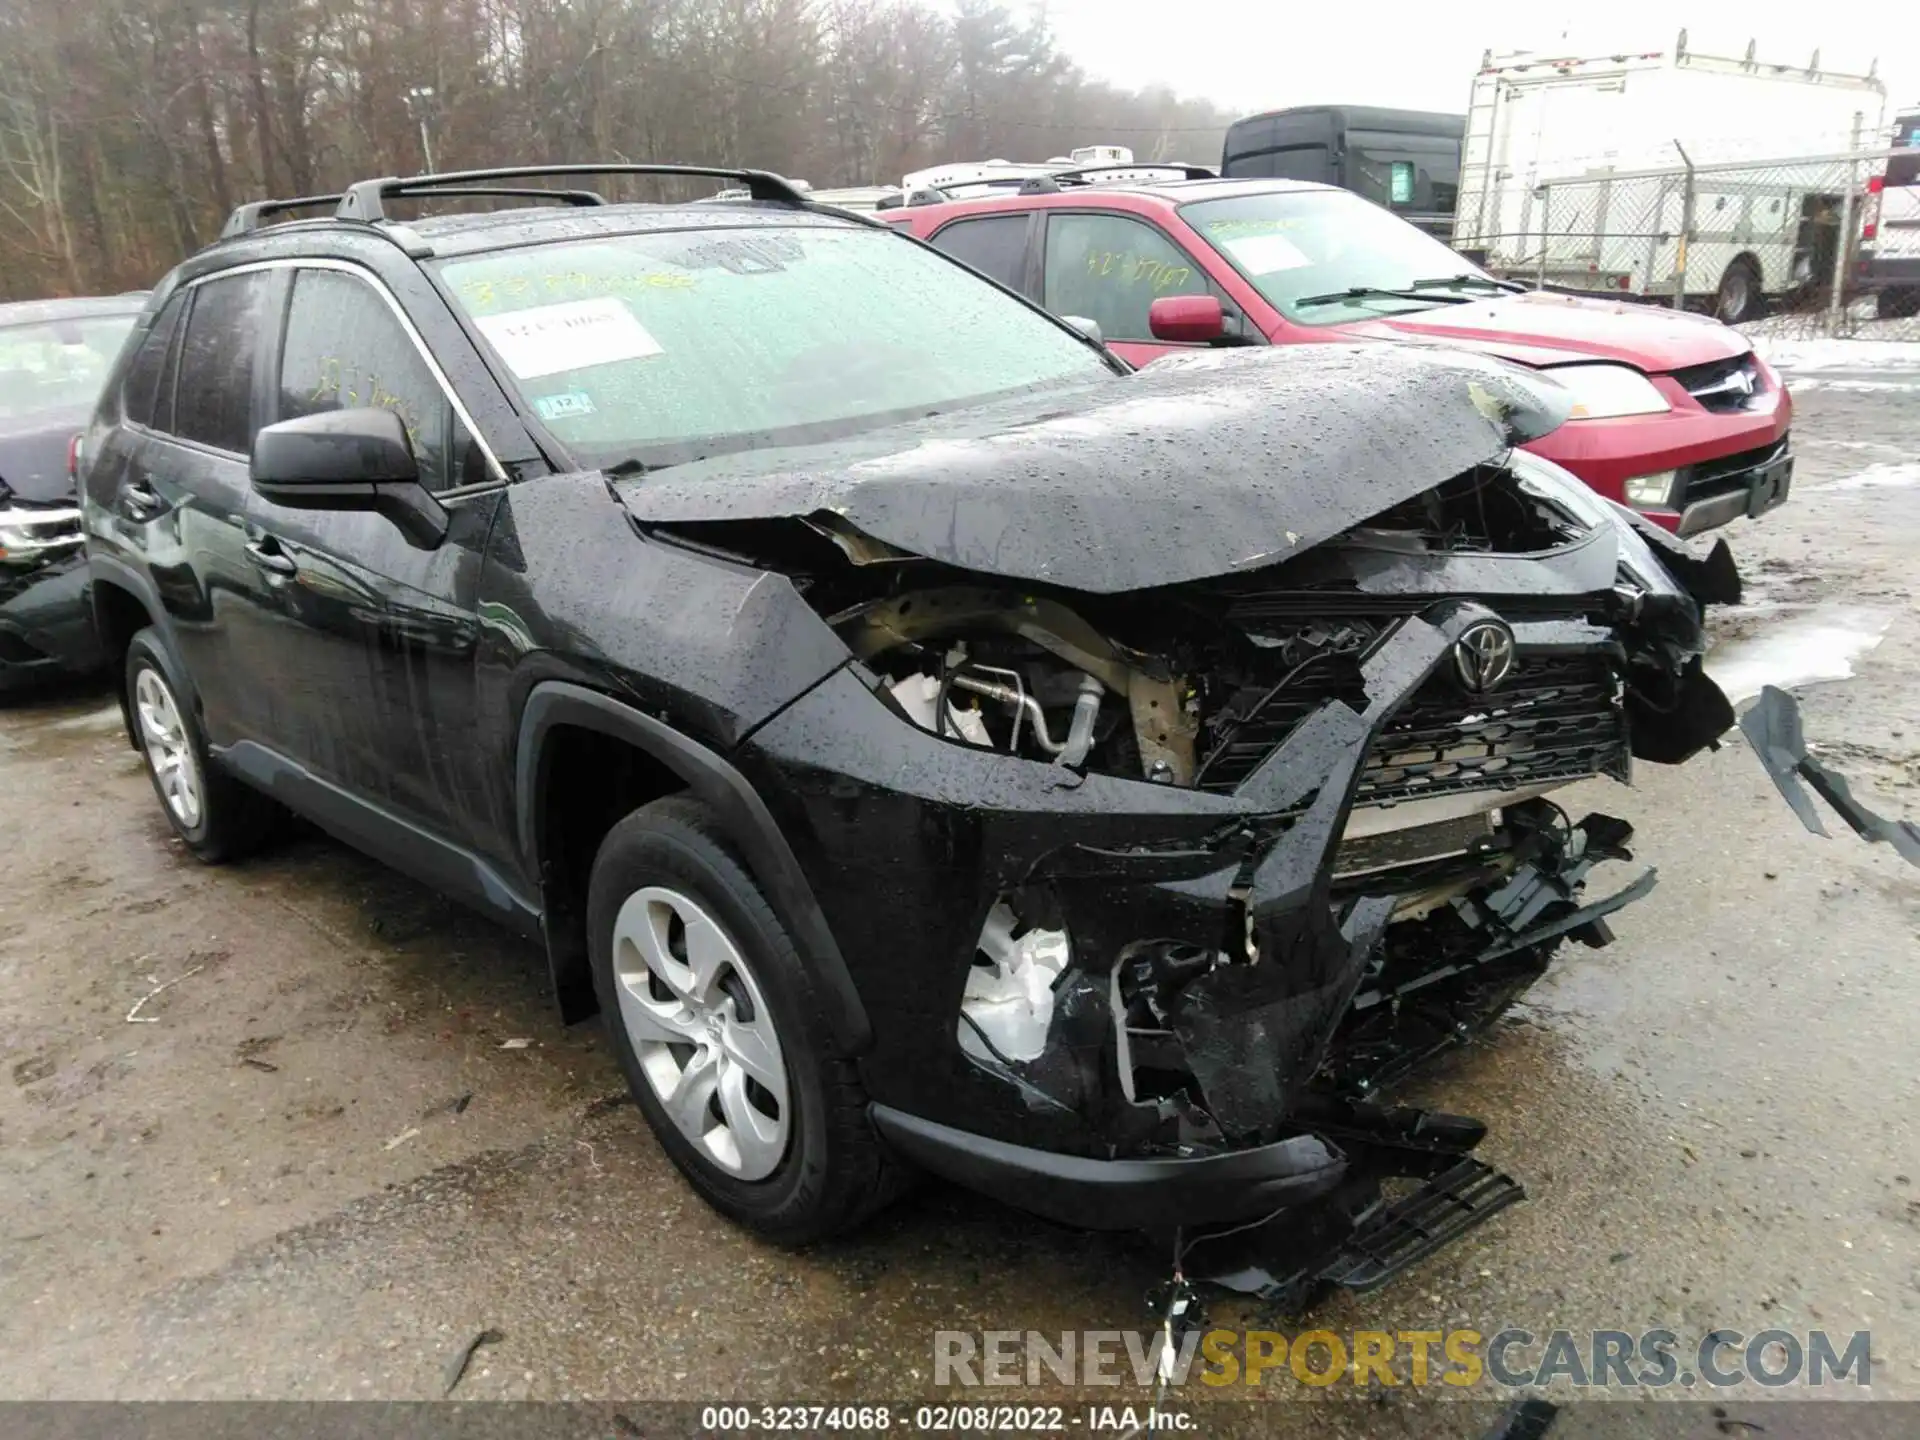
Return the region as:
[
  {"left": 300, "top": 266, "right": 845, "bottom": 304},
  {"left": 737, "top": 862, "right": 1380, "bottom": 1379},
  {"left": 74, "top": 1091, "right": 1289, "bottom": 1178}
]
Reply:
[{"left": 1452, "top": 620, "right": 1517, "bottom": 694}]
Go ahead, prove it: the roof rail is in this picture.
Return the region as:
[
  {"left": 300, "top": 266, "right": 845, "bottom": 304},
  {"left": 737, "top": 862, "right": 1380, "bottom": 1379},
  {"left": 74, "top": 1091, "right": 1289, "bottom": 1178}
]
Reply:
[
  {"left": 1047, "top": 161, "right": 1219, "bottom": 183},
  {"left": 899, "top": 177, "right": 1037, "bottom": 207},
  {"left": 220, "top": 185, "right": 612, "bottom": 240},
  {"left": 336, "top": 164, "right": 809, "bottom": 222},
  {"left": 899, "top": 161, "right": 1218, "bottom": 207},
  {"left": 220, "top": 194, "right": 344, "bottom": 238},
  {"left": 383, "top": 184, "right": 610, "bottom": 212}
]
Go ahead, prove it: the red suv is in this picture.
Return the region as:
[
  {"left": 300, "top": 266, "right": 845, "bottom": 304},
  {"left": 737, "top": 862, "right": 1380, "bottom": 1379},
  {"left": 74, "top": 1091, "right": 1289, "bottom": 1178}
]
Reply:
[{"left": 885, "top": 174, "right": 1792, "bottom": 537}]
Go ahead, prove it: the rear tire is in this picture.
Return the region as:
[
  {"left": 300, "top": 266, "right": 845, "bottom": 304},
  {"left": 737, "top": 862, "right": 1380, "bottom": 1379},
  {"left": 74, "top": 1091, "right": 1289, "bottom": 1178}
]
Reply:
[
  {"left": 586, "top": 795, "right": 904, "bottom": 1243},
  {"left": 125, "top": 629, "right": 279, "bottom": 862},
  {"left": 1714, "top": 259, "right": 1763, "bottom": 325},
  {"left": 1876, "top": 287, "right": 1920, "bottom": 320}
]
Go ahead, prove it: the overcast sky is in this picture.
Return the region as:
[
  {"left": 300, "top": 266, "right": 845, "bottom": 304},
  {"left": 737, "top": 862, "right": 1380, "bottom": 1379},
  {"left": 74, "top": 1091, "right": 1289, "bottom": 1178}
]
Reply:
[{"left": 1026, "top": 4, "right": 1917, "bottom": 131}]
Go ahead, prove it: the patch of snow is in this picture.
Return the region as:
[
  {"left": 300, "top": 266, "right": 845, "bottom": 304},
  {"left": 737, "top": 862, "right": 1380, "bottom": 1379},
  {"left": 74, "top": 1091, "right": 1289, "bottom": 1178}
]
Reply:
[
  {"left": 48, "top": 705, "right": 124, "bottom": 733},
  {"left": 1707, "top": 605, "right": 1894, "bottom": 705},
  {"left": 1787, "top": 377, "right": 1920, "bottom": 394},
  {"left": 1815, "top": 461, "right": 1920, "bottom": 494},
  {"left": 1748, "top": 336, "right": 1920, "bottom": 372}
]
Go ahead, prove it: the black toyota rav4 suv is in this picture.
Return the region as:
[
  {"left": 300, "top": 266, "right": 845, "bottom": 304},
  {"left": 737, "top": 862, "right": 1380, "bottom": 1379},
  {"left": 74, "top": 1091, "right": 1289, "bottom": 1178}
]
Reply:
[{"left": 83, "top": 164, "right": 1756, "bottom": 1272}]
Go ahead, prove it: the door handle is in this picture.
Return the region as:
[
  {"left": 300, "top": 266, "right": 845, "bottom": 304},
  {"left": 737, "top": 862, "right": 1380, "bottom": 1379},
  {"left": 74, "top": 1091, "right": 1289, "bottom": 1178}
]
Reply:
[
  {"left": 245, "top": 538, "right": 297, "bottom": 576},
  {"left": 121, "top": 477, "right": 165, "bottom": 519}
]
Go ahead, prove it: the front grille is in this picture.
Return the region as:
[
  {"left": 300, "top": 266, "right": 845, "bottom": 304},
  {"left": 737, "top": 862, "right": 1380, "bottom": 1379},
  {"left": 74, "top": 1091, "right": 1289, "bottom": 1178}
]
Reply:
[
  {"left": 1667, "top": 352, "right": 1765, "bottom": 413},
  {"left": 1356, "top": 653, "right": 1628, "bottom": 806},
  {"left": 1680, "top": 436, "right": 1789, "bottom": 506},
  {"left": 1196, "top": 648, "right": 1629, "bottom": 803}
]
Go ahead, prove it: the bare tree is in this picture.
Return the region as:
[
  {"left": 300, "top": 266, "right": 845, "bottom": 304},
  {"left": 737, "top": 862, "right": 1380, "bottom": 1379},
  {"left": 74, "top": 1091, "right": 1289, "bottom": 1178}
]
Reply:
[{"left": 0, "top": 0, "right": 1234, "bottom": 300}]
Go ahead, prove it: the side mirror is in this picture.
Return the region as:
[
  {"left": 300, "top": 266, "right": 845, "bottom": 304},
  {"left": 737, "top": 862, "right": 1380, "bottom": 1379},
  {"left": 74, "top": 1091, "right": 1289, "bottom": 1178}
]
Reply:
[
  {"left": 1060, "top": 314, "right": 1104, "bottom": 345},
  {"left": 1149, "top": 294, "right": 1226, "bottom": 343},
  {"left": 251, "top": 408, "right": 447, "bottom": 548}
]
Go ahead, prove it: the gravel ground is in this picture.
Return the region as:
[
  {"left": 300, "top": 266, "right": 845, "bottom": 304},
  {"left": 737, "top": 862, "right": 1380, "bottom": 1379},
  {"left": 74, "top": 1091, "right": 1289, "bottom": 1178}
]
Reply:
[{"left": 2, "top": 369, "right": 1916, "bottom": 1434}]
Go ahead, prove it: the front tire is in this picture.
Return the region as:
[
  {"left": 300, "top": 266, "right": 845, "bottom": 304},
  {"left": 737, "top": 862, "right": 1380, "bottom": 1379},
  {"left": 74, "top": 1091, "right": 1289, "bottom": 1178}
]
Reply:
[
  {"left": 125, "top": 628, "right": 278, "bottom": 862},
  {"left": 586, "top": 795, "right": 903, "bottom": 1243},
  {"left": 1714, "top": 259, "right": 1762, "bottom": 324}
]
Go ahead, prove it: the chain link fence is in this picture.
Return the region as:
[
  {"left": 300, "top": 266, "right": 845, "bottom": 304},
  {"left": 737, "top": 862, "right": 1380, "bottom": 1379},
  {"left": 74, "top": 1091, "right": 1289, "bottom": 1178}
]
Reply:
[{"left": 1454, "top": 144, "right": 1920, "bottom": 341}]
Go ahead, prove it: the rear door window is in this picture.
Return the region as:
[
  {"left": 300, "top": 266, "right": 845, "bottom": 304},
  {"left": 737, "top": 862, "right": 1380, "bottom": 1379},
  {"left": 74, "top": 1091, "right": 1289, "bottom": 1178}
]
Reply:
[
  {"left": 1041, "top": 212, "right": 1211, "bottom": 342},
  {"left": 929, "top": 215, "right": 1033, "bottom": 291},
  {"left": 173, "top": 272, "right": 273, "bottom": 452},
  {"left": 275, "top": 268, "right": 468, "bottom": 492},
  {"left": 121, "top": 295, "right": 186, "bottom": 427}
]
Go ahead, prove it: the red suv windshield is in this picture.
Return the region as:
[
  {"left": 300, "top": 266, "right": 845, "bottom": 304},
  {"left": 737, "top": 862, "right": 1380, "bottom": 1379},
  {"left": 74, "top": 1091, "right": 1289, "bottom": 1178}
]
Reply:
[{"left": 1179, "top": 189, "right": 1495, "bottom": 324}]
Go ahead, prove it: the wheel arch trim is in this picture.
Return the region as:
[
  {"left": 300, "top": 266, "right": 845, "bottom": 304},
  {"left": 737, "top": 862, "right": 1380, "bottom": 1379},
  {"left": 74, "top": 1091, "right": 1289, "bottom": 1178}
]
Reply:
[
  {"left": 86, "top": 553, "right": 175, "bottom": 752},
  {"left": 515, "top": 681, "right": 873, "bottom": 1054}
]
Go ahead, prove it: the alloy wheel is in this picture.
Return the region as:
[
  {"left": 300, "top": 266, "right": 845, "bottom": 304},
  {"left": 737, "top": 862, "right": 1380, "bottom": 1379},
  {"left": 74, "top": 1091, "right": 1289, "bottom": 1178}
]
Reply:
[
  {"left": 610, "top": 886, "right": 791, "bottom": 1180},
  {"left": 134, "top": 667, "right": 203, "bottom": 829}
]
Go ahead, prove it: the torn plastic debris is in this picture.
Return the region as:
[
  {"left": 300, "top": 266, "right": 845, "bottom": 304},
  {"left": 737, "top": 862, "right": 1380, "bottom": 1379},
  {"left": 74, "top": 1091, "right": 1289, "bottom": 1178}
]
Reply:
[
  {"left": 1740, "top": 685, "right": 1920, "bottom": 867},
  {"left": 958, "top": 904, "right": 1070, "bottom": 1063}
]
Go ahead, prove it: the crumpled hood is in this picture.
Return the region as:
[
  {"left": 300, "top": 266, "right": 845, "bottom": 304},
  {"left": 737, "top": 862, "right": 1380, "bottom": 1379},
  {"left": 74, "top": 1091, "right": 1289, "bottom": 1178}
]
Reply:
[
  {"left": 1335, "top": 290, "right": 1752, "bottom": 373},
  {"left": 618, "top": 343, "right": 1572, "bottom": 594},
  {"left": 0, "top": 405, "right": 89, "bottom": 504}
]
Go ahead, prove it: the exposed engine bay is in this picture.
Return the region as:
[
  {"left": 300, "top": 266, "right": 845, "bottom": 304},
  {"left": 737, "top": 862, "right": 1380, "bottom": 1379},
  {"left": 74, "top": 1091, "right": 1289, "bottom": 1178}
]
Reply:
[
  {"left": 828, "top": 461, "right": 1674, "bottom": 1133},
  {"left": 647, "top": 448, "right": 1728, "bottom": 1159}
]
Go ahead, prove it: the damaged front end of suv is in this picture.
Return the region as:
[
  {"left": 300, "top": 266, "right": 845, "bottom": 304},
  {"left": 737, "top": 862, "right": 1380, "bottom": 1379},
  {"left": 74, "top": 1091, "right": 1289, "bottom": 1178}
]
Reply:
[{"left": 621, "top": 343, "right": 1745, "bottom": 1287}]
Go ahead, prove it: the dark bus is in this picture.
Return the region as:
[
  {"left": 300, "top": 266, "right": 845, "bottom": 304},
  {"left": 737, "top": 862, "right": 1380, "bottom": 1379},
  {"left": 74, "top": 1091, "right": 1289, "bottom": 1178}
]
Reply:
[{"left": 1220, "top": 106, "right": 1464, "bottom": 239}]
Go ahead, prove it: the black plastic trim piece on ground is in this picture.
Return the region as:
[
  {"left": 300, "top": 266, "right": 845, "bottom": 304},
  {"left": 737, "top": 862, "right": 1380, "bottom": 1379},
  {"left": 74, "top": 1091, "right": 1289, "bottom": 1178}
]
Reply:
[
  {"left": 1742, "top": 685, "right": 1920, "bottom": 867},
  {"left": 1484, "top": 1398, "right": 1559, "bottom": 1440},
  {"left": 1319, "top": 1158, "right": 1526, "bottom": 1292}
]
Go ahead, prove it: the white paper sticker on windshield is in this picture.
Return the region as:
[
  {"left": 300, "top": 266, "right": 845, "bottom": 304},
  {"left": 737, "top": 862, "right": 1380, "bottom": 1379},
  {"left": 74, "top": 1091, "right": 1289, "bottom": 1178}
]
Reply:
[
  {"left": 1222, "top": 233, "right": 1310, "bottom": 276},
  {"left": 475, "top": 298, "right": 662, "bottom": 379}
]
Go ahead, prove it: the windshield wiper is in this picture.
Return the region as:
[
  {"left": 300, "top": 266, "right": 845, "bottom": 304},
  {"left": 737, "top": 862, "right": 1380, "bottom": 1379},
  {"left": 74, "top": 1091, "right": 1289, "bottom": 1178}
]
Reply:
[
  {"left": 1294, "top": 285, "right": 1475, "bottom": 309},
  {"left": 1409, "top": 273, "right": 1528, "bottom": 294}
]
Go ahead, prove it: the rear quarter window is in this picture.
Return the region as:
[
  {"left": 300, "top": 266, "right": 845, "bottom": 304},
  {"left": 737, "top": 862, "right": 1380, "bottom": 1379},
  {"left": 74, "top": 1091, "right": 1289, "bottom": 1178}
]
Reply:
[
  {"left": 121, "top": 295, "right": 187, "bottom": 427},
  {"left": 929, "top": 215, "right": 1032, "bottom": 290},
  {"left": 173, "top": 272, "right": 274, "bottom": 452}
]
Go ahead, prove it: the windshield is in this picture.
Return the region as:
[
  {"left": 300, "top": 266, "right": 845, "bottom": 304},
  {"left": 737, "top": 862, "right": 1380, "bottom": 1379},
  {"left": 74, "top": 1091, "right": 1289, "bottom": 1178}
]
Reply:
[
  {"left": 438, "top": 225, "right": 1110, "bottom": 468},
  {"left": 0, "top": 314, "right": 138, "bottom": 420},
  {"left": 1180, "top": 189, "right": 1492, "bottom": 325}
]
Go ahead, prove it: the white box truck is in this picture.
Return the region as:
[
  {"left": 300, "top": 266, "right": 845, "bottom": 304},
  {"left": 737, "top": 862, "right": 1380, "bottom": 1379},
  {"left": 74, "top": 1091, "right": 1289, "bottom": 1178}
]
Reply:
[{"left": 1453, "top": 31, "right": 1886, "bottom": 321}]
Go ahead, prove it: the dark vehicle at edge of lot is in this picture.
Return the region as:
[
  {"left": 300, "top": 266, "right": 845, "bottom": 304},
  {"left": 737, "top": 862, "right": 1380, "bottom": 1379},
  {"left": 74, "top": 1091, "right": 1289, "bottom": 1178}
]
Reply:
[
  {"left": 1221, "top": 105, "right": 1465, "bottom": 240},
  {"left": 80, "top": 165, "right": 1758, "bottom": 1285},
  {"left": 1, "top": 295, "right": 146, "bottom": 690}
]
